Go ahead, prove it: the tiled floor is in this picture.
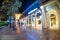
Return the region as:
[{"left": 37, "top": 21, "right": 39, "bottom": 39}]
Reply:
[{"left": 0, "top": 23, "right": 60, "bottom": 40}]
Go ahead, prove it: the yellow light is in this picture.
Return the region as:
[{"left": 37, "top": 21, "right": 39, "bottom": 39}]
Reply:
[{"left": 15, "top": 14, "right": 22, "bottom": 20}]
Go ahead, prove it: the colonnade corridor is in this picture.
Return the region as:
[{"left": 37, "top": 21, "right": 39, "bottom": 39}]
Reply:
[{"left": 0, "top": 21, "right": 60, "bottom": 40}]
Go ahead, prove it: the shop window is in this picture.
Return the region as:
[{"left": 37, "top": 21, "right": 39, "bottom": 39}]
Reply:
[
  {"left": 29, "top": 18, "right": 31, "bottom": 24},
  {"left": 33, "top": 15, "right": 35, "bottom": 17},
  {"left": 36, "top": 13, "right": 41, "bottom": 18},
  {"left": 38, "top": 20, "right": 41, "bottom": 24},
  {"left": 29, "top": 16, "right": 31, "bottom": 24},
  {"left": 50, "top": 14, "right": 56, "bottom": 26},
  {"left": 32, "top": 15, "right": 35, "bottom": 22}
]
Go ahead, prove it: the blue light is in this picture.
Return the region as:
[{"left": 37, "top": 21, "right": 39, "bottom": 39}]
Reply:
[{"left": 28, "top": 8, "right": 38, "bottom": 14}]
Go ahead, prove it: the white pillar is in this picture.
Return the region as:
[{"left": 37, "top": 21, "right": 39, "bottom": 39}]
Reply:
[
  {"left": 28, "top": 16, "right": 29, "bottom": 27},
  {"left": 41, "top": 6, "right": 46, "bottom": 29}
]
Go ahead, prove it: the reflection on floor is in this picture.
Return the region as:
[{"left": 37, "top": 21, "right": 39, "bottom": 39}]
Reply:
[{"left": 0, "top": 22, "right": 60, "bottom": 40}]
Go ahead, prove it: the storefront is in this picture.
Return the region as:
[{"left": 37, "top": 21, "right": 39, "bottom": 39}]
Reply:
[
  {"left": 27, "top": 8, "right": 42, "bottom": 31},
  {"left": 21, "top": 1, "right": 43, "bottom": 31},
  {"left": 40, "top": 0, "right": 60, "bottom": 29},
  {"left": 21, "top": 0, "right": 60, "bottom": 31},
  {"left": 20, "top": 18, "right": 26, "bottom": 29}
]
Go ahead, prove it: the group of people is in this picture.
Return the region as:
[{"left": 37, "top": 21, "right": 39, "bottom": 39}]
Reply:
[{"left": 8, "top": 19, "right": 17, "bottom": 30}]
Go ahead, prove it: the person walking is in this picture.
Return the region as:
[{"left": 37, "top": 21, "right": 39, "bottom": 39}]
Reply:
[{"left": 13, "top": 19, "right": 17, "bottom": 30}]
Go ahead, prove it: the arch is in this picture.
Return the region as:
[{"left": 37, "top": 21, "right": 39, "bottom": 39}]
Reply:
[{"left": 48, "top": 9, "right": 59, "bottom": 29}]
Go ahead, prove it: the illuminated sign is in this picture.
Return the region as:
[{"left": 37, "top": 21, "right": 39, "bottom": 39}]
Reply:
[{"left": 28, "top": 8, "right": 38, "bottom": 14}]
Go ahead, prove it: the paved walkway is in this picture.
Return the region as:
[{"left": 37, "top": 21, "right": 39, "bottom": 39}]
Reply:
[{"left": 0, "top": 23, "right": 60, "bottom": 40}]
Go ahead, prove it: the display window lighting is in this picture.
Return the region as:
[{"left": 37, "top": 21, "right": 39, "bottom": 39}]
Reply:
[{"left": 40, "top": 6, "right": 44, "bottom": 10}]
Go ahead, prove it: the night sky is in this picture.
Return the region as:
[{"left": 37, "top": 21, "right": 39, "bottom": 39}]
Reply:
[
  {"left": 19, "top": 0, "right": 36, "bottom": 13},
  {"left": 0, "top": 0, "right": 4, "bottom": 5}
]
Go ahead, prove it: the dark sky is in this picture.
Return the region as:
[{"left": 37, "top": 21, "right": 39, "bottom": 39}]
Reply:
[
  {"left": 0, "top": 0, "right": 4, "bottom": 5},
  {"left": 18, "top": 0, "right": 50, "bottom": 13},
  {"left": 19, "top": 0, "right": 36, "bottom": 13}
]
